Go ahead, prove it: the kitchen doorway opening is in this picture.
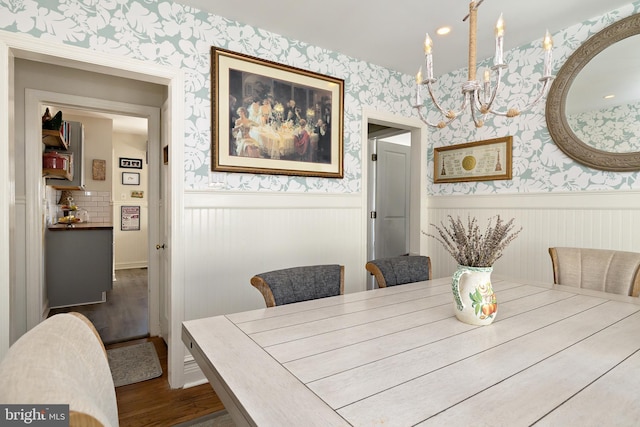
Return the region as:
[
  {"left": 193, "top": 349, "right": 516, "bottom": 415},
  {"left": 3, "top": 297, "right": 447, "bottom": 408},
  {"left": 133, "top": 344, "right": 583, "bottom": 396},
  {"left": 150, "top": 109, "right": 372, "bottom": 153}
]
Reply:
[
  {"left": 46, "top": 107, "right": 152, "bottom": 344},
  {"left": 2, "top": 32, "right": 186, "bottom": 387},
  {"left": 23, "top": 85, "right": 162, "bottom": 347}
]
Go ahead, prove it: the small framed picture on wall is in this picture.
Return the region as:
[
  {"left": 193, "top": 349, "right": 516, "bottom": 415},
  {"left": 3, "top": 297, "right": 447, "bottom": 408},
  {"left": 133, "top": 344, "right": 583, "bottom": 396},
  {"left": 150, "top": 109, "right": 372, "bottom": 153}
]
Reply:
[
  {"left": 119, "top": 157, "right": 143, "bottom": 169},
  {"left": 121, "top": 205, "right": 140, "bottom": 231},
  {"left": 122, "top": 172, "right": 140, "bottom": 185}
]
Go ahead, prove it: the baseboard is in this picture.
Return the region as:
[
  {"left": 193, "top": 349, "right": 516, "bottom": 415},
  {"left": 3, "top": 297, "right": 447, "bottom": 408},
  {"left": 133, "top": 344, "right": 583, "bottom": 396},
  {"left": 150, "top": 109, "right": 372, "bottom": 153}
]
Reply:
[
  {"left": 182, "top": 355, "right": 208, "bottom": 388},
  {"left": 115, "top": 262, "right": 148, "bottom": 270}
]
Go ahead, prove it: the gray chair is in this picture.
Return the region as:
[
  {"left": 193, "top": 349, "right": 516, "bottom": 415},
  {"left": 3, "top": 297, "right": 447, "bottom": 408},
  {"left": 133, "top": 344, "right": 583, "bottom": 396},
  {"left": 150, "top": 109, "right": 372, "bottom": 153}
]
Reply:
[
  {"left": 250, "top": 264, "right": 344, "bottom": 307},
  {"left": 549, "top": 247, "right": 640, "bottom": 296},
  {"left": 365, "top": 255, "right": 431, "bottom": 288}
]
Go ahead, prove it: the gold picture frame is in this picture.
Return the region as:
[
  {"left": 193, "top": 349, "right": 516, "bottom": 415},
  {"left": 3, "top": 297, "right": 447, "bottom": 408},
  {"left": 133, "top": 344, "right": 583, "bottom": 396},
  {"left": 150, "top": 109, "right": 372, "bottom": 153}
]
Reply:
[
  {"left": 434, "top": 136, "right": 512, "bottom": 183},
  {"left": 211, "top": 47, "right": 344, "bottom": 178}
]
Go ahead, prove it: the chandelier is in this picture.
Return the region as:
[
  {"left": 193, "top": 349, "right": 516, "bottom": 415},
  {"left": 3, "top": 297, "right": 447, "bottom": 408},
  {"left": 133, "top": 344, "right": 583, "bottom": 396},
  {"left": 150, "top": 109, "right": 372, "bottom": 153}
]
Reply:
[{"left": 414, "top": 0, "right": 554, "bottom": 128}]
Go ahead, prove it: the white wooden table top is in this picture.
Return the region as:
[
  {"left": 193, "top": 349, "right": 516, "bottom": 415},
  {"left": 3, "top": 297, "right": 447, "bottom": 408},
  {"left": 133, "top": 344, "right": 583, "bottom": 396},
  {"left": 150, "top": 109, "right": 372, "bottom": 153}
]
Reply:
[{"left": 182, "top": 277, "right": 640, "bottom": 426}]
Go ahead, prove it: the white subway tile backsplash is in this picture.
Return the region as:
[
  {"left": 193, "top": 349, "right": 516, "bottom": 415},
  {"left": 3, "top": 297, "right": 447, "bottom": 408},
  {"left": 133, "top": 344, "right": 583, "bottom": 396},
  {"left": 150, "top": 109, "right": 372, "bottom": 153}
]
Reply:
[{"left": 53, "top": 190, "right": 112, "bottom": 223}]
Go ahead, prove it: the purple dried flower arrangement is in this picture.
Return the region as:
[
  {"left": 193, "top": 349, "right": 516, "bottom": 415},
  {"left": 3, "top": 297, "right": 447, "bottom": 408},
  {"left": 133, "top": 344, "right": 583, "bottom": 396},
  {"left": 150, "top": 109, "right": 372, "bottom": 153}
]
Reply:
[{"left": 425, "top": 215, "right": 522, "bottom": 267}]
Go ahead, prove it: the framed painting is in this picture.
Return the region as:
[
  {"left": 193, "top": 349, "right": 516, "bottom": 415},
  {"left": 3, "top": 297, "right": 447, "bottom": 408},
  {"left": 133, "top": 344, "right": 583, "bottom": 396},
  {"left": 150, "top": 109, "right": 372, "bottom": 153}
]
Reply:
[
  {"left": 211, "top": 47, "right": 344, "bottom": 178},
  {"left": 433, "top": 136, "right": 513, "bottom": 183}
]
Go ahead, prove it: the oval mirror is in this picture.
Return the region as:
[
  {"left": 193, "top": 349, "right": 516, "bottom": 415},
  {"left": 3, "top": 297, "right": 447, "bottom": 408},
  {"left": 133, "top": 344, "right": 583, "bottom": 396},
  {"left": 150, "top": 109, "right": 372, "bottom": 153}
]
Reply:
[{"left": 546, "top": 13, "right": 640, "bottom": 171}]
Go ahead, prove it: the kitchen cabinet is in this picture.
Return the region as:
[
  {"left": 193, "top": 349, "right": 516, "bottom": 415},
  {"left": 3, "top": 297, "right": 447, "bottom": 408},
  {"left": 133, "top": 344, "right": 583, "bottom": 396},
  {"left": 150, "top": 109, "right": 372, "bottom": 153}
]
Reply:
[
  {"left": 44, "top": 120, "right": 85, "bottom": 190},
  {"left": 46, "top": 223, "right": 113, "bottom": 308}
]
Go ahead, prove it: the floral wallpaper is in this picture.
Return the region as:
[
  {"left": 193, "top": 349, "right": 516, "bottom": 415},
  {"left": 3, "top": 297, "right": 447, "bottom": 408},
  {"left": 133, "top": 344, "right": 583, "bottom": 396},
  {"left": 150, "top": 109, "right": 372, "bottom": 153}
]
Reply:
[
  {"left": 0, "top": 0, "right": 413, "bottom": 193},
  {"left": 568, "top": 101, "right": 640, "bottom": 153},
  {"left": 427, "top": 1, "right": 640, "bottom": 195},
  {"left": 1, "top": 1, "right": 639, "bottom": 194}
]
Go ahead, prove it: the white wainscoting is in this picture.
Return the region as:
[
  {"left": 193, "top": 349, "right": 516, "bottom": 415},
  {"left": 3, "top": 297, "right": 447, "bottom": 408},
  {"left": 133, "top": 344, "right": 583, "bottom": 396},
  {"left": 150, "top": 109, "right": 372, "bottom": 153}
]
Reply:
[
  {"left": 183, "top": 191, "right": 366, "bottom": 322},
  {"left": 424, "top": 191, "right": 640, "bottom": 284},
  {"left": 181, "top": 189, "right": 640, "bottom": 386}
]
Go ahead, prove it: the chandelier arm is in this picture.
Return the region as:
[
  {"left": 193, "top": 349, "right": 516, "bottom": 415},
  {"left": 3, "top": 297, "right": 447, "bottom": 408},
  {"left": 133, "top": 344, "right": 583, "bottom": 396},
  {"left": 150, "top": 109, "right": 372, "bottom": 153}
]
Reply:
[
  {"left": 515, "top": 77, "right": 555, "bottom": 113},
  {"left": 473, "top": 66, "right": 504, "bottom": 114},
  {"left": 413, "top": 105, "right": 443, "bottom": 128},
  {"left": 425, "top": 81, "right": 467, "bottom": 118},
  {"left": 483, "top": 66, "right": 505, "bottom": 112},
  {"left": 483, "top": 76, "right": 554, "bottom": 117},
  {"left": 469, "top": 94, "right": 486, "bottom": 128},
  {"left": 472, "top": 89, "right": 484, "bottom": 113},
  {"left": 415, "top": 104, "right": 463, "bottom": 129}
]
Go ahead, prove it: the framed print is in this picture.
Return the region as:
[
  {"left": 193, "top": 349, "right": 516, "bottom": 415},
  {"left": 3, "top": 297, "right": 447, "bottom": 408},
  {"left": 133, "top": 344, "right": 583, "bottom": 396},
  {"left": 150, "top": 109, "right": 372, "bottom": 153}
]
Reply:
[
  {"left": 121, "top": 206, "right": 140, "bottom": 231},
  {"left": 92, "top": 159, "right": 106, "bottom": 180},
  {"left": 122, "top": 172, "right": 140, "bottom": 185},
  {"left": 211, "top": 47, "right": 344, "bottom": 178},
  {"left": 119, "top": 157, "right": 143, "bottom": 169},
  {"left": 434, "top": 136, "right": 512, "bottom": 184}
]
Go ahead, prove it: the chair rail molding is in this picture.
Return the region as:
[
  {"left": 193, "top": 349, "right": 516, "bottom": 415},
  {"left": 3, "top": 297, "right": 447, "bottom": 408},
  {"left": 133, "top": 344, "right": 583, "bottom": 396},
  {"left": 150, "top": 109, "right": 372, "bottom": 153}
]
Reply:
[
  {"left": 427, "top": 190, "right": 640, "bottom": 210},
  {"left": 185, "top": 190, "right": 362, "bottom": 209}
]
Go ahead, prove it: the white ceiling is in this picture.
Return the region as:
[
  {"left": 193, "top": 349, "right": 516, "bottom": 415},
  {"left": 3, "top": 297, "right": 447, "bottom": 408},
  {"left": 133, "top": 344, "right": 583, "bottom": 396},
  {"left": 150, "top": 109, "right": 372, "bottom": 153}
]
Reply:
[
  {"left": 54, "top": 107, "right": 148, "bottom": 136},
  {"left": 60, "top": 1, "right": 635, "bottom": 131},
  {"left": 175, "top": 0, "right": 631, "bottom": 76}
]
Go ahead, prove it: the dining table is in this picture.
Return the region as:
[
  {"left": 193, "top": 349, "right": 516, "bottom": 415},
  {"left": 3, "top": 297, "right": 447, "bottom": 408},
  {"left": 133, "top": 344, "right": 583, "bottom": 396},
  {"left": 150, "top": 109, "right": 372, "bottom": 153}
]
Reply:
[
  {"left": 182, "top": 276, "right": 640, "bottom": 426},
  {"left": 249, "top": 124, "right": 318, "bottom": 160}
]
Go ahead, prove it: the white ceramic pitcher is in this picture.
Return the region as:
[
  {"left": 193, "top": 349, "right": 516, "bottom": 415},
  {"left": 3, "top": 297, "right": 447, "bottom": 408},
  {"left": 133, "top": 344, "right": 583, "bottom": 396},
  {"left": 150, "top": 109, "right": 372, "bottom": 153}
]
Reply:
[{"left": 451, "top": 265, "right": 497, "bottom": 326}]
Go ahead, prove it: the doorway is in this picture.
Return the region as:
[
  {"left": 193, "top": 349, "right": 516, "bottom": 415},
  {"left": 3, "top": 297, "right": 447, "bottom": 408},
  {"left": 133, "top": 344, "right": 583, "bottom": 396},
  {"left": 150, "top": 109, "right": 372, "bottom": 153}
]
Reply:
[
  {"left": 364, "top": 110, "right": 427, "bottom": 290},
  {"left": 45, "top": 107, "right": 152, "bottom": 344},
  {"left": 367, "top": 127, "right": 411, "bottom": 289},
  {"left": 1, "top": 33, "right": 186, "bottom": 387}
]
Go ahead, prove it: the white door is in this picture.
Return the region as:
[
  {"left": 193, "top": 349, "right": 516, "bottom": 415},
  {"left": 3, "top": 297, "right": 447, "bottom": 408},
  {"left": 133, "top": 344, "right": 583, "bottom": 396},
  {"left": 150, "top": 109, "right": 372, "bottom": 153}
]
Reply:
[
  {"left": 158, "top": 99, "right": 170, "bottom": 341},
  {"left": 375, "top": 138, "right": 411, "bottom": 258},
  {"left": 367, "top": 134, "right": 411, "bottom": 288}
]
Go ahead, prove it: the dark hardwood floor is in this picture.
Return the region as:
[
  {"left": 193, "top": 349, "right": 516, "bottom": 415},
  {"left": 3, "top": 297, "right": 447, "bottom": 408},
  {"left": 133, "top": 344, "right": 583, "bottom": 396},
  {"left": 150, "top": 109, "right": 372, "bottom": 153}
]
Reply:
[
  {"left": 49, "top": 268, "right": 223, "bottom": 425},
  {"left": 108, "top": 337, "right": 223, "bottom": 427},
  {"left": 49, "top": 268, "right": 149, "bottom": 344}
]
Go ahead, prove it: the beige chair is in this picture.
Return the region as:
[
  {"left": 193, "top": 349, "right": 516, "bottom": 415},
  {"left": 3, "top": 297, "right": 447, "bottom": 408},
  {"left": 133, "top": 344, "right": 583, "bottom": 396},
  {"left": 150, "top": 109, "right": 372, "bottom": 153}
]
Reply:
[
  {"left": 365, "top": 255, "right": 432, "bottom": 288},
  {"left": 0, "top": 312, "right": 119, "bottom": 426},
  {"left": 251, "top": 264, "right": 345, "bottom": 307},
  {"left": 549, "top": 247, "right": 640, "bottom": 296}
]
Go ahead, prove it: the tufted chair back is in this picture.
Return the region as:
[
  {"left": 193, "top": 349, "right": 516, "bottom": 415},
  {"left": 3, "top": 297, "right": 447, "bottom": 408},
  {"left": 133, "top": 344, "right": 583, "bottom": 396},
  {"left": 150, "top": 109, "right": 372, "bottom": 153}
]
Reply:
[
  {"left": 365, "top": 255, "right": 431, "bottom": 288},
  {"left": 251, "top": 264, "right": 344, "bottom": 307}
]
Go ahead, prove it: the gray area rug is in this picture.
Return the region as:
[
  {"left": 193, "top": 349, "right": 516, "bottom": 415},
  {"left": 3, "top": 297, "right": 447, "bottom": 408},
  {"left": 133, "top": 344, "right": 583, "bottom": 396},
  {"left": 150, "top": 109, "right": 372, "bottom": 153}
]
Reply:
[
  {"left": 107, "top": 341, "right": 162, "bottom": 387},
  {"left": 172, "top": 410, "right": 236, "bottom": 427}
]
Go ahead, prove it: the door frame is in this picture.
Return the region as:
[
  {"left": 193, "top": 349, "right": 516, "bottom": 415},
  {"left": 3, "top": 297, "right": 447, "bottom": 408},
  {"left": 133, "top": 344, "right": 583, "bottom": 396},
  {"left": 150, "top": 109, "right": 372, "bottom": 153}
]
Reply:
[
  {"left": 370, "top": 135, "right": 412, "bottom": 257},
  {"left": 362, "top": 108, "right": 429, "bottom": 270},
  {"left": 25, "top": 89, "right": 160, "bottom": 334},
  {"left": 0, "top": 31, "right": 186, "bottom": 388}
]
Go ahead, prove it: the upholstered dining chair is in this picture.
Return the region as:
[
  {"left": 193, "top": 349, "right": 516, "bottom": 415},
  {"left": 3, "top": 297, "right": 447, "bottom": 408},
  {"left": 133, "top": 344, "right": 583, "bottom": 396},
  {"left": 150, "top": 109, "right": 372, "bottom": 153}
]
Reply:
[
  {"left": 549, "top": 247, "right": 640, "bottom": 296},
  {"left": 250, "top": 264, "right": 345, "bottom": 307},
  {"left": 365, "top": 255, "right": 431, "bottom": 288}
]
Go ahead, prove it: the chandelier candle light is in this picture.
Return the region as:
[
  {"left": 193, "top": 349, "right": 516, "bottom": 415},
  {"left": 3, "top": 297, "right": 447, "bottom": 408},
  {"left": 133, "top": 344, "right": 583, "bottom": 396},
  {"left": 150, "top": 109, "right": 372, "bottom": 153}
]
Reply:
[{"left": 415, "top": 0, "right": 555, "bottom": 128}]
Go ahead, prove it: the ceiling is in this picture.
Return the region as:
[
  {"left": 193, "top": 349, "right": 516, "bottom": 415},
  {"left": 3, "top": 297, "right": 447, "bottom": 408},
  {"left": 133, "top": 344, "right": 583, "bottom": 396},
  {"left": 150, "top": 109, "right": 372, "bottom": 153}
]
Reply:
[
  {"left": 175, "top": 0, "right": 631, "bottom": 76},
  {"left": 60, "top": 1, "right": 634, "bottom": 132},
  {"left": 53, "top": 106, "right": 148, "bottom": 137}
]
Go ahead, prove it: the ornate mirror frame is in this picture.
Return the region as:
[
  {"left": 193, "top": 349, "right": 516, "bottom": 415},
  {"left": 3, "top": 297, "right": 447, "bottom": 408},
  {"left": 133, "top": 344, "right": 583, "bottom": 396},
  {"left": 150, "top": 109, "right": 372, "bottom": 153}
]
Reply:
[{"left": 546, "top": 13, "right": 640, "bottom": 171}]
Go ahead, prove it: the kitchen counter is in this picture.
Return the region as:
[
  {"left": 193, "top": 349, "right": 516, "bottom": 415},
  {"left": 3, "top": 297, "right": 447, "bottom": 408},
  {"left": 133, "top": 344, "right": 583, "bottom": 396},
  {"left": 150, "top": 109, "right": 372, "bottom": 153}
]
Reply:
[
  {"left": 46, "top": 223, "right": 113, "bottom": 308},
  {"left": 48, "top": 222, "right": 113, "bottom": 231}
]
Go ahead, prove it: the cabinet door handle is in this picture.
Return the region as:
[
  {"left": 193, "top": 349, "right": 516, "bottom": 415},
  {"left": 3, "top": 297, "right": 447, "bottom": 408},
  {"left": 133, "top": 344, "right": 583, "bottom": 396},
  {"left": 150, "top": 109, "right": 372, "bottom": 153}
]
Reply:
[{"left": 156, "top": 244, "right": 165, "bottom": 250}]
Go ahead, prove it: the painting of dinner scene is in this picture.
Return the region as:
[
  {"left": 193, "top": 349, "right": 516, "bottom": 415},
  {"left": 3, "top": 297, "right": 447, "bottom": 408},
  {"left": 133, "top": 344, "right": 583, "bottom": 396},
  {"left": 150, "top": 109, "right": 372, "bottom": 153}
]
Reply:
[{"left": 212, "top": 47, "right": 344, "bottom": 178}]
